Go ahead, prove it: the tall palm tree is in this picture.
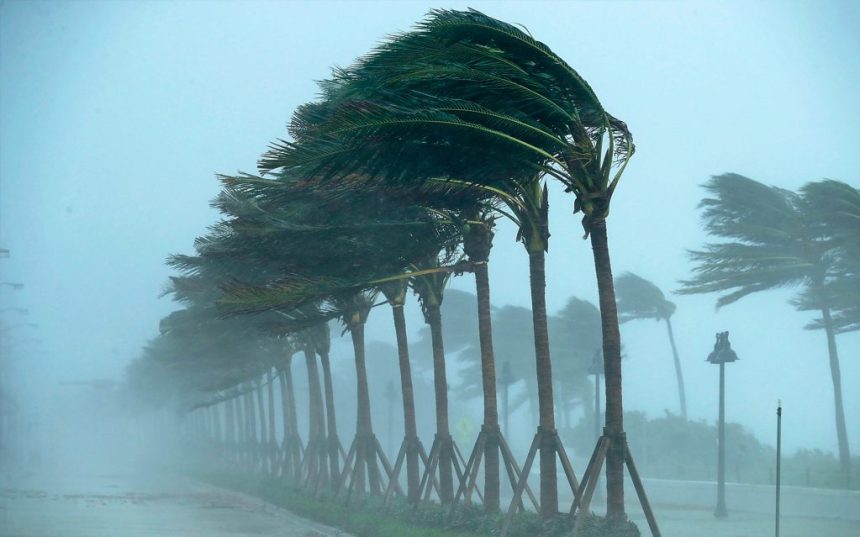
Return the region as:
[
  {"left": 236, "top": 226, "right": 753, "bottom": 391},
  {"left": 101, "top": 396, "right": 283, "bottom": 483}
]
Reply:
[
  {"left": 262, "top": 9, "right": 635, "bottom": 517},
  {"left": 680, "top": 173, "right": 853, "bottom": 479},
  {"left": 410, "top": 254, "right": 462, "bottom": 504},
  {"left": 615, "top": 272, "right": 686, "bottom": 420}
]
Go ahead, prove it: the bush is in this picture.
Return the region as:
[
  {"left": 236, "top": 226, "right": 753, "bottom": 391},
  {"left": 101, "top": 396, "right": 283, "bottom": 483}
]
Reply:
[{"left": 577, "top": 514, "right": 641, "bottom": 537}]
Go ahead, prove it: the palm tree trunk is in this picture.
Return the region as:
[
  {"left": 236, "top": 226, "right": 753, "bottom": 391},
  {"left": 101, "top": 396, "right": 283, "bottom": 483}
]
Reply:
[
  {"left": 528, "top": 247, "right": 557, "bottom": 517},
  {"left": 234, "top": 395, "right": 245, "bottom": 459},
  {"left": 318, "top": 349, "right": 341, "bottom": 481},
  {"left": 245, "top": 385, "right": 257, "bottom": 443},
  {"left": 279, "top": 365, "right": 301, "bottom": 478},
  {"left": 665, "top": 318, "right": 687, "bottom": 420},
  {"left": 212, "top": 404, "right": 222, "bottom": 444},
  {"left": 350, "top": 319, "right": 377, "bottom": 495},
  {"left": 589, "top": 219, "right": 625, "bottom": 520},
  {"left": 305, "top": 348, "right": 328, "bottom": 483},
  {"left": 822, "top": 307, "right": 851, "bottom": 484},
  {"left": 304, "top": 349, "right": 325, "bottom": 441},
  {"left": 283, "top": 364, "right": 300, "bottom": 443},
  {"left": 255, "top": 378, "right": 268, "bottom": 472},
  {"left": 244, "top": 386, "right": 256, "bottom": 466},
  {"left": 391, "top": 303, "right": 420, "bottom": 503},
  {"left": 427, "top": 303, "right": 454, "bottom": 504},
  {"left": 351, "top": 322, "right": 373, "bottom": 437},
  {"left": 267, "top": 372, "right": 276, "bottom": 470},
  {"left": 255, "top": 377, "right": 267, "bottom": 453},
  {"left": 225, "top": 394, "right": 235, "bottom": 447},
  {"left": 474, "top": 260, "right": 501, "bottom": 512}
]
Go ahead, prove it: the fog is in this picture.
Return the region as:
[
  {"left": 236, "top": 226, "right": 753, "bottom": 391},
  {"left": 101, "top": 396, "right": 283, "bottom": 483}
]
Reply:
[{"left": 1, "top": 1, "right": 858, "bottom": 536}]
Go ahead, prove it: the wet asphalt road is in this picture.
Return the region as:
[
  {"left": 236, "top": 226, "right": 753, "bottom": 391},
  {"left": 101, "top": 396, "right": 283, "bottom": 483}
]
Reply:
[{"left": 0, "top": 472, "right": 351, "bottom": 537}]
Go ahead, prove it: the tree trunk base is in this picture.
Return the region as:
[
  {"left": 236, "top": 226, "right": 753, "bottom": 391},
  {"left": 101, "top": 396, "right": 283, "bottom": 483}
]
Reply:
[
  {"left": 416, "top": 434, "right": 469, "bottom": 505},
  {"left": 384, "top": 435, "right": 431, "bottom": 505},
  {"left": 336, "top": 433, "right": 398, "bottom": 502},
  {"left": 570, "top": 433, "right": 661, "bottom": 537},
  {"left": 454, "top": 426, "right": 537, "bottom": 513},
  {"left": 501, "top": 426, "right": 575, "bottom": 534}
]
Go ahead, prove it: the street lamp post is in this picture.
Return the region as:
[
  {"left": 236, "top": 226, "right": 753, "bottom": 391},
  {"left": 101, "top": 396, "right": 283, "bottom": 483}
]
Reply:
[{"left": 707, "top": 331, "right": 738, "bottom": 518}]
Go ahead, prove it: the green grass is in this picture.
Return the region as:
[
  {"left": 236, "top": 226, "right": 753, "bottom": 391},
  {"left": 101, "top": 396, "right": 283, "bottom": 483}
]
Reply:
[{"left": 191, "top": 468, "right": 639, "bottom": 537}]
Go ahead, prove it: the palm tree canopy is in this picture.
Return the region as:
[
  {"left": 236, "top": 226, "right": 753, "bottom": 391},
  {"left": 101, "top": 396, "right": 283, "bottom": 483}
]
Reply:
[
  {"left": 615, "top": 272, "right": 676, "bottom": 322},
  {"left": 260, "top": 8, "right": 633, "bottom": 234},
  {"left": 794, "top": 179, "right": 860, "bottom": 332},
  {"left": 678, "top": 173, "right": 828, "bottom": 307}
]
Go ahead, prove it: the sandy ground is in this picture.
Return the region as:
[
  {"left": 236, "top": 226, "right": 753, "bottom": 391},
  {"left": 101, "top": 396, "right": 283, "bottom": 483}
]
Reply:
[{"left": 0, "top": 472, "right": 351, "bottom": 537}]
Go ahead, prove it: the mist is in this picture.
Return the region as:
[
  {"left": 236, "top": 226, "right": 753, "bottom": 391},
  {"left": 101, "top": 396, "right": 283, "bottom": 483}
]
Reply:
[{"left": 1, "top": 2, "right": 858, "bottom": 536}]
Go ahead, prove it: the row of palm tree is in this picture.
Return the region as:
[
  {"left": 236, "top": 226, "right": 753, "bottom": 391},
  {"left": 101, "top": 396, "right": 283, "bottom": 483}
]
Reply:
[
  {"left": 127, "top": 10, "right": 857, "bottom": 533},
  {"left": 124, "top": 8, "right": 645, "bottom": 521}
]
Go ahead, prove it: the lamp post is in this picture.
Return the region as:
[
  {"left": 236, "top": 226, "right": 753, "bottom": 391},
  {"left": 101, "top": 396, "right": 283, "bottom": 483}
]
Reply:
[
  {"left": 498, "top": 361, "right": 512, "bottom": 438},
  {"left": 707, "top": 331, "right": 738, "bottom": 518}
]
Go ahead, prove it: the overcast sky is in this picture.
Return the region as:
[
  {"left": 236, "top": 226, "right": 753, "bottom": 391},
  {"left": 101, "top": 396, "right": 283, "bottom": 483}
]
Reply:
[{"left": 1, "top": 0, "right": 858, "bottom": 455}]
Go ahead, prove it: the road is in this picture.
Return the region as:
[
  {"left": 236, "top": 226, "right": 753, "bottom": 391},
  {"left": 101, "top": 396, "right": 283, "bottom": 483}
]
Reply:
[
  {"left": 0, "top": 471, "right": 351, "bottom": 537},
  {"left": 3, "top": 467, "right": 858, "bottom": 537}
]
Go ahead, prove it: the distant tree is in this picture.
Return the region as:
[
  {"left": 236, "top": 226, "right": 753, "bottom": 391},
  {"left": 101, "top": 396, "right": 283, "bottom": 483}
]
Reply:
[
  {"left": 553, "top": 297, "right": 603, "bottom": 429},
  {"left": 680, "top": 174, "right": 853, "bottom": 481},
  {"left": 615, "top": 272, "right": 686, "bottom": 420},
  {"left": 794, "top": 180, "right": 860, "bottom": 334}
]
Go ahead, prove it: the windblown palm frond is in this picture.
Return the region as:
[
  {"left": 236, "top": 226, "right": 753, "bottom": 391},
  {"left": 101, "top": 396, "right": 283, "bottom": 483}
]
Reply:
[
  {"left": 679, "top": 174, "right": 825, "bottom": 308},
  {"left": 615, "top": 272, "right": 676, "bottom": 322}
]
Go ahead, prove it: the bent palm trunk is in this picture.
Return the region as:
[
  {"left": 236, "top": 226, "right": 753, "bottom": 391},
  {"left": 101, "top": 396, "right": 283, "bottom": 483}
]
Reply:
[
  {"left": 391, "top": 302, "right": 421, "bottom": 503},
  {"left": 528, "top": 246, "right": 557, "bottom": 516},
  {"left": 665, "top": 318, "right": 687, "bottom": 420},
  {"left": 590, "top": 220, "right": 625, "bottom": 519},
  {"left": 474, "top": 260, "right": 501, "bottom": 511},
  {"left": 318, "top": 349, "right": 341, "bottom": 481},
  {"left": 427, "top": 303, "right": 454, "bottom": 504},
  {"left": 822, "top": 307, "right": 851, "bottom": 483}
]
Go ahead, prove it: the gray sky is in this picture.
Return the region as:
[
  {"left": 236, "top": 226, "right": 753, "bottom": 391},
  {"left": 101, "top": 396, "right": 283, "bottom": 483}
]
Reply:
[{"left": 2, "top": 0, "right": 858, "bottom": 455}]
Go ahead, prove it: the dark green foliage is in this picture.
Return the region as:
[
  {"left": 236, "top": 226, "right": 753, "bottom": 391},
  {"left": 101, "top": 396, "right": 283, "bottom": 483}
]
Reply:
[
  {"left": 615, "top": 273, "right": 675, "bottom": 322},
  {"left": 576, "top": 514, "right": 641, "bottom": 537}
]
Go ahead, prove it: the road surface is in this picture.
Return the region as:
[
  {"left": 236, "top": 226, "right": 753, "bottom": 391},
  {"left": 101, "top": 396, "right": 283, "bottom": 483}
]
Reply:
[{"left": 0, "top": 471, "right": 351, "bottom": 537}]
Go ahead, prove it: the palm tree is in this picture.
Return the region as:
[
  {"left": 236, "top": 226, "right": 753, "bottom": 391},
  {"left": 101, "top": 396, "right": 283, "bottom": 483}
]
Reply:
[
  {"left": 615, "top": 272, "right": 686, "bottom": 420},
  {"left": 554, "top": 297, "right": 603, "bottom": 431},
  {"left": 797, "top": 180, "right": 860, "bottom": 335},
  {"left": 376, "top": 279, "right": 426, "bottom": 504},
  {"left": 210, "top": 173, "right": 483, "bottom": 499},
  {"left": 262, "top": 9, "right": 635, "bottom": 517},
  {"left": 680, "top": 173, "right": 854, "bottom": 480}
]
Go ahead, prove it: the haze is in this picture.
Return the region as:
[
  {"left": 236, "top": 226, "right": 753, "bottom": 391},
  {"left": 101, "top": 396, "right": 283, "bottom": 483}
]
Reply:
[{"left": 1, "top": 2, "right": 858, "bottom": 536}]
